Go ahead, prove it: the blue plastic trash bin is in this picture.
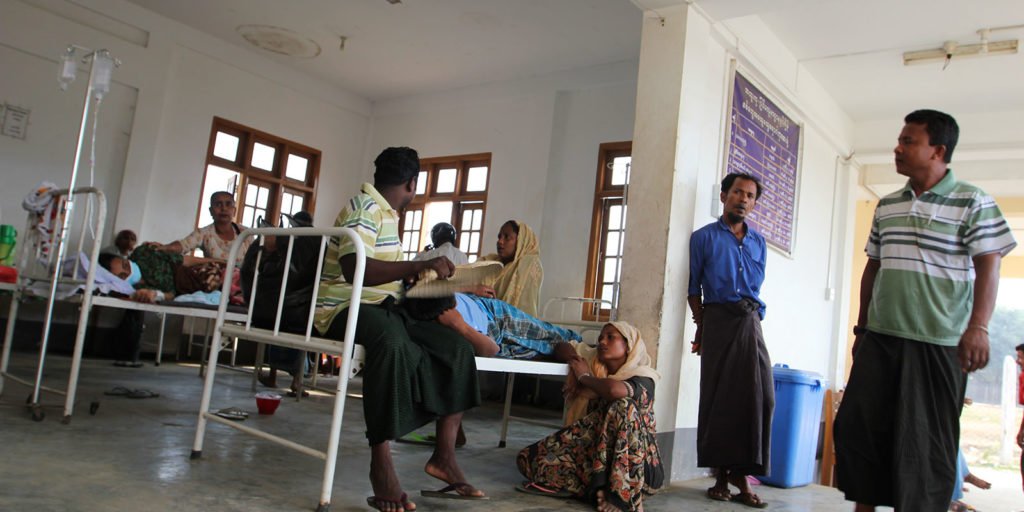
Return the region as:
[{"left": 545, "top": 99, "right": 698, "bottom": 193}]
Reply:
[{"left": 760, "top": 364, "right": 827, "bottom": 488}]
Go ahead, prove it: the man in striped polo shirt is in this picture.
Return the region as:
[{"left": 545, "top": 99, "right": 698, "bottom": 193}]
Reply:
[
  {"left": 834, "top": 110, "right": 1017, "bottom": 512},
  {"left": 315, "top": 147, "right": 486, "bottom": 510}
]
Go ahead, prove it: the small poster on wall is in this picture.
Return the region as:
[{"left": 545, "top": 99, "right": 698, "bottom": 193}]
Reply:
[
  {"left": 724, "top": 70, "right": 802, "bottom": 256},
  {"left": 1, "top": 103, "right": 31, "bottom": 140}
]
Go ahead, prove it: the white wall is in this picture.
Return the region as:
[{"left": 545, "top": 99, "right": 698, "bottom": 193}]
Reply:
[
  {"left": 368, "top": 60, "right": 640, "bottom": 304},
  {"left": 616, "top": 5, "right": 858, "bottom": 462},
  {"left": 539, "top": 82, "right": 638, "bottom": 308},
  {"left": 0, "top": 2, "right": 137, "bottom": 239},
  {"left": 1, "top": 0, "right": 371, "bottom": 250},
  {"left": 142, "top": 46, "right": 369, "bottom": 243}
]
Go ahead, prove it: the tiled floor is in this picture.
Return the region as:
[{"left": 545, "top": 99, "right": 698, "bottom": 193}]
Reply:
[{"left": 0, "top": 351, "right": 886, "bottom": 511}]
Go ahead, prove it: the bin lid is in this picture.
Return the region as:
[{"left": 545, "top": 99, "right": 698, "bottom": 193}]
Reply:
[{"left": 772, "top": 364, "right": 827, "bottom": 387}]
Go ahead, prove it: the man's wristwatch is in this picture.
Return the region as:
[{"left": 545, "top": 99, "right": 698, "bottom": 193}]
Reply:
[{"left": 852, "top": 325, "right": 867, "bottom": 336}]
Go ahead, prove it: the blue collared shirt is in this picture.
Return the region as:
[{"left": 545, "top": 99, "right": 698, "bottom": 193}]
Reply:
[{"left": 688, "top": 218, "right": 767, "bottom": 319}]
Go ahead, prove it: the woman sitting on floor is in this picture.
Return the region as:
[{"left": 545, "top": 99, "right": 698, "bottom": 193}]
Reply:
[
  {"left": 480, "top": 220, "right": 543, "bottom": 315},
  {"left": 517, "top": 321, "right": 664, "bottom": 512}
]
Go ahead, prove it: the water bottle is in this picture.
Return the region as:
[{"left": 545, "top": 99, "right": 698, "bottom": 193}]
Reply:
[{"left": 0, "top": 224, "right": 17, "bottom": 267}]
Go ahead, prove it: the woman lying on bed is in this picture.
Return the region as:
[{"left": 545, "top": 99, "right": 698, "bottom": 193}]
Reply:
[{"left": 101, "top": 245, "right": 235, "bottom": 304}]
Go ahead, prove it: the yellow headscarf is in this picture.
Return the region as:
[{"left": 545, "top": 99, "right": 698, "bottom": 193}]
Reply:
[
  {"left": 565, "top": 321, "right": 660, "bottom": 425},
  {"left": 482, "top": 220, "right": 543, "bottom": 316}
]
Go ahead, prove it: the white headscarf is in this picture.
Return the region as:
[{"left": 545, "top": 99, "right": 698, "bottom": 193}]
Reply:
[{"left": 565, "top": 321, "right": 659, "bottom": 424}]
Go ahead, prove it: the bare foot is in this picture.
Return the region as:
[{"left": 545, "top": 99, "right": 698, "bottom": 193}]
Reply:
[
  {"left": 707, "top": 468, "right": 731, "bottom": 501},
  {"left": 965, "top": 473, "right": 991, "bottom": 490},
  {"left": 727, "top": 472, "right": 754, "bottom": 495},
  {"left": 456, "top": 423, "right": 467, "bottom": 448},
  {"left": 423, "top": 457, "right": 484, "bottom": 498},
  {"left": 595, "top": 489, "right": 623, "bottom": 512},
  {"left": 257, "top": 371, "right": 277, "bottom": 389},
  {"left": 369, "top": 443, "right": 415, "bottom": 511}
]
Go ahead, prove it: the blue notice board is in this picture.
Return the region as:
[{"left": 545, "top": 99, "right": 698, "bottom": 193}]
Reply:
[{"left": 725, "top": 72, "right": 801, "bottom": 255}]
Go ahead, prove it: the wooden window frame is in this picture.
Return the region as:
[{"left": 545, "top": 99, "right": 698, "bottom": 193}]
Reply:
[
  {"left": 197, "top": 117, "right": 321, "bottom": 229},
  {"left": 400, "top": 152, "right": 492, "bottom": 260},
  {"left": 583, "top": 141, "right": 632, "bottom": 321}
]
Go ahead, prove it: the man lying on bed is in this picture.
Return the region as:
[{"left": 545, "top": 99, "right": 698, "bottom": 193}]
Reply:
[{"left": 404, "top": 291, "right": 582, "bottom": 358}]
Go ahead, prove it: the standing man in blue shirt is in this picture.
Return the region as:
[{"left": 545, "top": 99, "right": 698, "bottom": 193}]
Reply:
[{"left": 688, "top": 172, "right": 774, "bottom": 508}]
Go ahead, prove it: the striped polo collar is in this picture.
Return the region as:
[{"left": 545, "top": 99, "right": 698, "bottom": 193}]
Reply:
[
  {"left": 899, "top": 169, "right": 957, "bottom": 198},
  {"left": 361, "top": 182, "right": 396, "bottom": 213}
]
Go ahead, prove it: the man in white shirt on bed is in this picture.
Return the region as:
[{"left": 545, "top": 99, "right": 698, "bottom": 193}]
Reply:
[{"left": 414, "top": 222, "right": 469, "bottom": 265}]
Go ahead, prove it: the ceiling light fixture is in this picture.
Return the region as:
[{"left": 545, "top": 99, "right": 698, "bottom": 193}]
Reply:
[{"left": 903, "top": 37, "right": 1018, "bottom": 68}]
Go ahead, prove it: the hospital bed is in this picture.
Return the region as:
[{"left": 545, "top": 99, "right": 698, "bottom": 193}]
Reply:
[
  {"left": 0, "top": 187, "right": 251, "bottom": 423},
  {"left": 193, "top": 226, "right": 612, "bottom": 510}
]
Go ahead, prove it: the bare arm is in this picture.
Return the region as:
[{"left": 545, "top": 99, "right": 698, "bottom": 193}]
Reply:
[
  {"left": 436, "top": 309, "right": 499, "bottom": 357},
  {"left": 554, "top": 341, "right": 583, "bottom": 397},
  {"left": 155, "top": 241, "right": 184, "bottom": 253},
  {"left": 687, "top": 295, "right": 704, "bottom": 355},
  {"left": 553, "top": 341, "right": 579, "bottom": 363},
  {"left": 959, "top": 252, "right": 1001, "bottom": 372},
  {"left": 339, "top": 253, "right": 454, "bottom": 287},
  {"left": 182, "top": 255, "right": 224, "bottom": 266},
  {"left": 1018, "top": 411, "right": 1024, "bottom": 448},
  {"left": 568, "top": 357, "right": 628, "bottom": 400},
  {"left": 852, "top": 258, "right": 881, "bottom": 357}
]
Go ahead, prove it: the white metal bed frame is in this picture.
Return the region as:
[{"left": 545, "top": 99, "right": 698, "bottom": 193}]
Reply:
[
  {"left": 0, "top": 187, "right": 106, "bottom": 422},
  {"left": 191, "top": 226, "right": 613, "bottom": 510},
  {"left": 0, "top": 188, "right": 251, "bottom": 422},
  {"left": 190, "top": 226, "right": 365, "bottom": 512}
]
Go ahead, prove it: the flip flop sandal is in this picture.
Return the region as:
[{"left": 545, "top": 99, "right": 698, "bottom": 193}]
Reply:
[
  {"left": 366, "top": 492, "right": 416, "bottom": 511},
  {"left": 214, "top": 407, "right": 249, "bottom": 420},
  {"left": 395, "top": 432, "right": 436, "bottom": 446},
  {"left": 420, "top": 482, "right": 489, "bottom": 500},
  {"left": 733, "top": 492, "right": 768, "bottom": 509},
  {"left": 126, "top": 389, "right": 160, "bottom": 399},
  {"left": 104, "top": 386, "right": 132, "bottom": 396},
  {"left": 286, "top": 389, "right": 310, "bottom": 398},
  {"left": 706, "top": 486, "right": 732, "bottom": 502},
  {"left": 514, "top": 481, "right": 572, "bottom": 498}
]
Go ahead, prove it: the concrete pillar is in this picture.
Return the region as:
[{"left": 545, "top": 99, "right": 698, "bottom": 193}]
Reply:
[{"left": 618, "top": 3, "right": 728, "bottom": 481}]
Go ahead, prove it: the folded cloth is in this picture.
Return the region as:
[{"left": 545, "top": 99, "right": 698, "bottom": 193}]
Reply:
[
  {"left": 405, "top": 260, "right": 503, "bottom": 298},
  {"left": 173, "top": 290, "right": 222, "bottom": 305}
]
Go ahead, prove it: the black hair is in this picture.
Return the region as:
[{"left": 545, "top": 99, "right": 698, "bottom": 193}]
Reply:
[
  {"left": 98, "top": 253, "right": 121, "bottom": 271},
  {"left": 210, "top": 191, "right": 235, "bottom": 204},
  {"left": 430, "top": 223, "right": 457, "bottom": 246},
  {"left": 904, "top": 109, "right": 959, "bottom": 163},
  {"left": 115, "top": 229, "right": 136, "bottom": 242},
  {"left": 373, "top": 147, "right": 420, "bottom": 187},
  {"left": 501, "top": 220, "right": 520, "bottom": 235},
  {"left": 1016, "top": 343, "right": 1024, "bottom": 353},
  {"left": 721, "top": 172, "right": 763, "bottom": 200},
  {"left": 284, "top": 211, "right": 313, "bottom": 227},
  {"left": 403, "top": 296, "right": 457, "bottom": 321}
]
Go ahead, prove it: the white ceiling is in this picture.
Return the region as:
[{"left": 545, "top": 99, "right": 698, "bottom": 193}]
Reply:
[
  {"left": 124, "top": 0, "right": 1024, "bottom": 196},
  {"left": 125, "top": 0, "right": 644, "bottom": 102},
  {"left": 124, "top": 0, "right": 1024, "bottom": 120},
  {"left": 750, "top": 0, "right": 1024, "bottom": 122}
]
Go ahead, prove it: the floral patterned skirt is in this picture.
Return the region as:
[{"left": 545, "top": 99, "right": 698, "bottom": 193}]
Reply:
[{"left": 517, "top": 396, "right": 663, "bottom": 511}]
